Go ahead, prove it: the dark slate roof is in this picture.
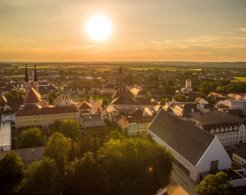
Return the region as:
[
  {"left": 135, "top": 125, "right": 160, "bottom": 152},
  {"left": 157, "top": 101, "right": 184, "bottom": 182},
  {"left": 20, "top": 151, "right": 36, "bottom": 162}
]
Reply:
[
  {"left": 0, "top": 147, "right": 45, "bottom": 164},
  {"left": 149, "top": 109, "right": 214, "bottom": 165},
  {"left": 16, "top": 105, "right": 79, "bottom": 117},
  {"left": 111, "top": 96, "right": 156, "bottom": 105},
  {"left": 191, "top": 110, "right": 245, "bottom": 126}
]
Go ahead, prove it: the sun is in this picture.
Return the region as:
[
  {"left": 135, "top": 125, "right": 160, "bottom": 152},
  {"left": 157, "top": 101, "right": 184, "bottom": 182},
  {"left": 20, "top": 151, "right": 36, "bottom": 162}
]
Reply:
[{"left": 85, "top": 15, "right": 112, "bottom": 41}]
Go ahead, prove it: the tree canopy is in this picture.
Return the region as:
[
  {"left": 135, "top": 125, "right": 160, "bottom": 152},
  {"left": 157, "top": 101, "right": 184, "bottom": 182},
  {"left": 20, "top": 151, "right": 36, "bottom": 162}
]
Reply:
[
  {"left": 18, "top": 158, "right": 60, "bottom": 195},
  {"left": 0, "top": 152, "right": 25, "bottom": 194},
  {"left": 196, "top": 171, "right": 234, "bottom": 195},
  {"left": 2, "top": 131, "right": 172, "bottom": 195},
  {"left": 50, "top": 119, "right": 80, "bottom": 141},
  {"left": 18, "top": 127, "right": 45, "bottom": 148},
  {"left": 64, "top": 132, "right": 172, "bottom": 195},
  {"left": 45, "top": 132, "right": 72, "bottom": 164}
]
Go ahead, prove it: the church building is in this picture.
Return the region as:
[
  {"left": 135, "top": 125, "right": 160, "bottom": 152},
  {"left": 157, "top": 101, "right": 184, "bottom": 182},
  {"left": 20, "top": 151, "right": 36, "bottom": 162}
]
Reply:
[{"left": 15, "top": 65, "right": 79, "bottom": 129}]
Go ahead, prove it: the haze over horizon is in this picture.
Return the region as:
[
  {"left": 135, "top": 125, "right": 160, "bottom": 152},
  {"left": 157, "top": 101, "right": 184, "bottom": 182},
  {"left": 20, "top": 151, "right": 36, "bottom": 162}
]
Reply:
[{"left": 0, "top": 0, "right": 246, "bottom": 62}]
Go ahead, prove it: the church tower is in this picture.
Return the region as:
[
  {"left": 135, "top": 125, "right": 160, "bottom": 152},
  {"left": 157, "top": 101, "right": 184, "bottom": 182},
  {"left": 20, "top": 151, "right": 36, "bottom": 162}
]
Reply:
[
  {"left": 34, "top": 65, "right": 38, "bottom": 82},
  {"left": 33, "top": 65, "right": 39, "bottom": 90},
  {"left": 24, "top": 65, "right": 29, "bottom": 88}
]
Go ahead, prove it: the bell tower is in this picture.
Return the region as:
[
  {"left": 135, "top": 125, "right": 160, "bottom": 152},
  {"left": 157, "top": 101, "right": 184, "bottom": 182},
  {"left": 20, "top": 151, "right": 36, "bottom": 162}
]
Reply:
[
  {"left": 24, "top": 65, "right": 29, "bottom": 88},
  {"left": 33, "top": 65, "right": 39, "bottom": 90}
]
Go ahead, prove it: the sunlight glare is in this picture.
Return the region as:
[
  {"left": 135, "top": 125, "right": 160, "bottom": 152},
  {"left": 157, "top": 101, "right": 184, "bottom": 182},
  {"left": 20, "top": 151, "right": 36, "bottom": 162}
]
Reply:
[{"left": 85, "top": 15, "right": 112, "bottom": 41}]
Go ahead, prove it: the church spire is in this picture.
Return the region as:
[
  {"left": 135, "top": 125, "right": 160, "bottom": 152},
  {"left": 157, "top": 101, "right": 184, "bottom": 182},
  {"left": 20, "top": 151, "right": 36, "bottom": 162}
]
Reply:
[
  {"left": 34, "top": 65, "right": 38, "bottom": 82},
  {"left": 25, "top": 65, "right": 29, "bottom": 82}
]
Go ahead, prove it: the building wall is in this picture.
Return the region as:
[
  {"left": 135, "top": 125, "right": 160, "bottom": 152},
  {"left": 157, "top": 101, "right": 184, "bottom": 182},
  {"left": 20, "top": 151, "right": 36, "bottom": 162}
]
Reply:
[
  {"left": 1, "top": 114, "right": 15, "bottom": 122},
  {"left": 219, "top": 100, "right": 246, "bottom": 110},
  {"left": 127, "top": 122, "right": 149, "bottom": 135},
  {"left": 149, "top": 131, "right": 231, "bottom": 182},
  {"left": 211, "top": 124, "right": 246, "bottom": 146},
  {"left": 80, "top": 115, "right": 105, "bottom": 128},
  {"left": 15, "top": 112, "right": 79, "bottom": 128},
  {"left": 196, "top": 137, "right": 231, "bottom": 173},
  {"left": 148, "top": 130, "right": 198, "bottom": 181},
  {"left": 0, "top": 122, "right": 11, "bottom": 152}
]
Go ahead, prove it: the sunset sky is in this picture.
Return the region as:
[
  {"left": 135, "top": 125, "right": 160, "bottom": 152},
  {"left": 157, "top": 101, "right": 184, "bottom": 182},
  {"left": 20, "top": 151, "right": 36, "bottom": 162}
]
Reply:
[{"left": 0, "top": 0, "right": 246, "bottom": 62}]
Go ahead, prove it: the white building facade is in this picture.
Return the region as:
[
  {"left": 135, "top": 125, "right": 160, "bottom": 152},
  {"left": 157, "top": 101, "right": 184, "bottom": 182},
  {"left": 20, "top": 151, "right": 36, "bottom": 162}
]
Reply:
[{"left": 149, "top": 109, "right": 231, "bottom": 182}]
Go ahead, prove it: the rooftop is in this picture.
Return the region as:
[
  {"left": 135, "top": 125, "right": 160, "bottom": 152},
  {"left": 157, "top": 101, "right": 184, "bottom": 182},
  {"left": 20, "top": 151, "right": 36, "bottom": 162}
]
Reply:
[
  {"left": 24, "top": 87, "right": 41, "bottom": 104},
  {"left": 16, "top": 105, "right": 79, "bottom": 117},
  {"left": 0, "top": 147, "right": 45, "bottom": 164},
  {"left": 78, "top": 101, "right": 93, "bottom": 110},
  {"left": 191, "top": 110, "right": 245, "bottom": 126},
  {"left": 149, "top": 109, "right": 214, "bottom": 165}
]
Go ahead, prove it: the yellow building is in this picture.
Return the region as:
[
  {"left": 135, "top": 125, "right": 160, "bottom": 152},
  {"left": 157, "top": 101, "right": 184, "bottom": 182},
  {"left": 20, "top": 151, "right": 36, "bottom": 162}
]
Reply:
[{"left": 15, "top": 104, "right": 79, "bottom": 128}]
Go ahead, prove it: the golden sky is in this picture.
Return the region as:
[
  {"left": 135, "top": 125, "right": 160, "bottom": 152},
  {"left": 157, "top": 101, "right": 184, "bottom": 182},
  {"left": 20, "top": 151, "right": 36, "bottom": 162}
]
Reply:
[{"left": 0, "top": 0, "right": 246, "bottom": 62}]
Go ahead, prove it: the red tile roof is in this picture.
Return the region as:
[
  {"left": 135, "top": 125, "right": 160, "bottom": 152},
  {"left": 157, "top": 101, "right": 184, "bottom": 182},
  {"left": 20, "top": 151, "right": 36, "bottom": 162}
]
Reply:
[
  {"left": 24, "top": 87, "right": 41, "bottom": 104},
  {"left": 16, "top": 105, "right": 79, "bottom": 117},
  {"left": 78, "top": 101, "right": 92, "bottom": 109}
]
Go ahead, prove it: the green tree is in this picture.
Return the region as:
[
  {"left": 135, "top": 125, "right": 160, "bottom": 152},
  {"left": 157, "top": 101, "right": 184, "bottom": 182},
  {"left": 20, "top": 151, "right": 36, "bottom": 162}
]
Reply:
[
  {"left": 50, "top": 119, "right": 80, "bottom": 141},
  {"left": 65, "top": 133, "right": 172, "bottom": 195},
  {"left": 106, "top": 130, "right": 125, "bottom": 141},
  {"left": 96, "top": 136, "right": 172, "bottom": 195},
  {"left": 45, "top": 132, "right": 72, "bottom": 164},
  {"left": 174, "top": 93, "right": 188, "bottom": 102},
  {"left": 196, "top": 171, "right": 234, "bottom": 195},
  {"left": 0, "top": 152, "right": 25, "bottom": 194},
  {"left": 18, "top": 127, "right": 45, "bottom": 148},
  {"left": 18, "top": 158, "right": 60, "bottom": 195},
  {"left": 64, "top": 152, "right": 103, "bottom": 195},
  {"left": 4, "top": 90, "right": 23, "bottom": 101}
]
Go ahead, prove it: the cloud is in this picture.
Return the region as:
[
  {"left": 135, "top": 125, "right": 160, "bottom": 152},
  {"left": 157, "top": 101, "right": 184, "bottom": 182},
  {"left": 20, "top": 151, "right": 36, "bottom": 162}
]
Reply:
[{"left": 239, "top": 27, "right": 246, "bottom": 32}]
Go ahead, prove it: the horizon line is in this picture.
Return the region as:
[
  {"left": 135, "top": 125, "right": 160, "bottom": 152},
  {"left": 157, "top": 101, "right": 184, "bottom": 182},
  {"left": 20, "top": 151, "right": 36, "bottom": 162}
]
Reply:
[{"left": 1, "top": 60, "right": 246, "bottom": 64}]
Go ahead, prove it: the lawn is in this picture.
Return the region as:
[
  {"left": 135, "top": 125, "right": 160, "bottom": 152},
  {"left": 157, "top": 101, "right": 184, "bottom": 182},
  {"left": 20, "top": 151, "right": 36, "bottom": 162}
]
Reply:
[{"left": 233, "top": 76, "right": 246, "bottom": 82}]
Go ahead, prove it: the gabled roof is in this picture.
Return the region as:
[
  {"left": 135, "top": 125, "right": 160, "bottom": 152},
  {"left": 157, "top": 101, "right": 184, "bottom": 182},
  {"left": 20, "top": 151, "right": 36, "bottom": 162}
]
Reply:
[
  {"left": 78, "top": 101, "right": 93, "bottom": 110},
  {"left": 113, "top": 85, "right": 135, "bottom": 98},
  {"left": 24, "top": 87, "right": 41, "bottom": 104},
  {"left": 149, "top": 109, "right": 214, "bottom": 165},
  {"left": 1, "top": 105, "right": 13, "bottom": 114}
]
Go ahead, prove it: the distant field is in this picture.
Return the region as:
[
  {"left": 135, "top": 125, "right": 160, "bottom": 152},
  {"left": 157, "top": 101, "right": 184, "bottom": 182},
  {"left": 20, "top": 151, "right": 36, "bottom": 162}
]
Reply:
[
  {"left": 18, "top": 65, "right": 58, "bottom": 69},
  {"left": 129, "top": 66, "right": 202, "bottom": 71},
  {"left": 233, "top": 76, "right": 246, "bottom": 82}
]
